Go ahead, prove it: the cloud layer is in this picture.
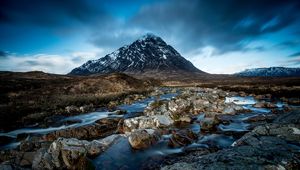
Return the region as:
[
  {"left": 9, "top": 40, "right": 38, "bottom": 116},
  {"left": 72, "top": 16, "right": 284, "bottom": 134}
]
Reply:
[
  {"left": 0, "top": 52, "right": 99, "bottom": 74},
  {"left": 0, "top": 0, "right": 300, "bottom": 74}
]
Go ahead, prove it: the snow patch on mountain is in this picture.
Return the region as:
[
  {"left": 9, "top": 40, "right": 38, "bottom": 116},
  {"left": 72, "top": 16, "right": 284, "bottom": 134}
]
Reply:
[
  {"left": 235, "top": 67, "right": 300, "bottom": 77},
  {"left": 69, "top": 34, "right": 202, "bottom": 75}
]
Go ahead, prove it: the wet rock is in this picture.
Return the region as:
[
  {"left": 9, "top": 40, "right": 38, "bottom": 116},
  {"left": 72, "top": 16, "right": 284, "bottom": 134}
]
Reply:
[
  {"left": 223, "top": 103, "right": 246, "bottom": 114},
  {"left": 124, "top": 97, "right": 134, "bottom": 105},
  {"left": 253, "top": 101, "right": 277, "bottom": 108},
  {"left": 0, "top": 163, "right": 13, "bottom": 170},
  {"left": 274, "top": 109, "right": 300, "bottom": 124},
  {"left": 255, "top": 94, "right": 272, "bottom": 100},
  {"left": 239, "top": 91, "right": 247, "bottom": 97},
  {"left": 123, "top": 115, "right": 173, "bottom": 132},
  {"left": 161, "top": 131, "right": 300, "bottom": 170},
  {"left": 192, "top": 99, "right": 210, "bottom": 113},
  {"left": 161, "top": 162, "right": 197, "bottom": 170},
  {"left": 175, "top": 115, "right": 192, "bottom": 123},
  {"left": 244, "top": 114, "right": 277, "bottom": 123},
  {"left": 200, "top": 117, "right": 219, "bottom": 131},
  {"left": 114, "top": 110, "right": 127, "bottom": 115},
  {"left": 33, "top": 135, "right": 122, "bottom": 169},
  {"left": 19, "top": 152, "right": 35, "bottom": 167},
  {"left": 128, "top": 129, "right": 161, "bottom": 149},
  {"left": 44, "top": 117, "right": 122, "bottom": 141},
  {"left": 168, "top": 98, "right": 192, "bottom": 114},
  {"left": 19, "top": 136, "right": 50, "bottom": 152},
  {"left": 235, "top": 123, "right": 300, "bottom": 147},
  {"left": 168, "top": 129, "right": 198, "bottom": 147},
  {"left": 144, "top": 100, "right": 170, "bottom": 117}
]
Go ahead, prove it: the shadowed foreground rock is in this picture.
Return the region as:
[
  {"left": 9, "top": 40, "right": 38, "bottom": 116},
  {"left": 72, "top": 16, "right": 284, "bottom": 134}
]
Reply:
[
  {"left": 32, "top": 135, "right": 122, "bottom": 170},
  {"left": 160, "top": 109, "right": 300, "bottom": 170}
]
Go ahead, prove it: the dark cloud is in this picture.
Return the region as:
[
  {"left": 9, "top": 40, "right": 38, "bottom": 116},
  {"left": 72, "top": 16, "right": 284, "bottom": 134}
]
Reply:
[
  {"left": 1, "top": 0, "right": 300, "bottom": 57},
  {"left": 126, "top": 0, "right": 300, "bottom": 53},
  {"left": 0, "top": 0, "right": 107, "bottom": 27},
  {"left": 0, "top": 51, "right": 8, "bottom": 57},
  {"left": 288, "top": 51, "right": 300, "bottom": 57},
  {"left": 274, "top": 40, "right": 300, "bottom": 49}
]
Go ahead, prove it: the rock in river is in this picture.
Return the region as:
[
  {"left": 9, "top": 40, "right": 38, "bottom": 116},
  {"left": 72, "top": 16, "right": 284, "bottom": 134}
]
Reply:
[
  {"left": 33, "top": 135, "right": 122, "bottom": 170},
  {"left": 128, "top": 129, "right": 161, "bottom": 150},
  {"left": 123, "top": 115, "right": 174, "bottom": 132},
  {"left": 168, "top": 129, "right": 198, "bottom": 147},
  {"left": 44, "top": 117, "right": 122, "bottom": 141}
]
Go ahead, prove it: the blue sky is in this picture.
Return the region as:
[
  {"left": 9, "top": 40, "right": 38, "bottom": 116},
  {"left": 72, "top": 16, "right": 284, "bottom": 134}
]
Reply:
[{"left": 0, "top": 0, "right": 300, "bottom": 74}]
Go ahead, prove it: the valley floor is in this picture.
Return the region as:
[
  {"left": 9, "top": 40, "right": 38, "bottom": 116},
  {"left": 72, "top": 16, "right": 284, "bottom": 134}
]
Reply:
[{"left": 0, "top": 71, "right": 300, "bottom": 169}]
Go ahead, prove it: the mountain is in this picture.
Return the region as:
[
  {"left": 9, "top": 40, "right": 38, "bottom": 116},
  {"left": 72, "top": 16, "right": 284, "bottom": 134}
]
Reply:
[
  {"left": 69, "top": 33, "right": 203, "bottom": 75},
  {"left": 235, "top": 67, "right": 300, "bottom": 77}
]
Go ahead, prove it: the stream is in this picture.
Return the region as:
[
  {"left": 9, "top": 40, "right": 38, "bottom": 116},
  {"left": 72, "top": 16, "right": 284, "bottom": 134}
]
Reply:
[{"left": 0, "top": 89, "right": 289, "bottom": 169}]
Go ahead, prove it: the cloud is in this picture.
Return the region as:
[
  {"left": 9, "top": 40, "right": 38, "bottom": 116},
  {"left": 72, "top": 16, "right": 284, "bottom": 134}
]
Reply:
[
  {"left": 0, "top": 0, "right": 108, "bottom": 27},
  {"left": 0, "top": 0, "right": 300, "bottom": 74},
  {"left": 0, "top": 51, "right": 8, "bottom": 57},
  {"left": 288, "top": 51, "right": 300, "bottom": 58},
  {"left": 0, "top": 51, "right": 100, "bottom": 74},
  {"left": 1, "top": 0, "right": 300, "bottom": 55},
  {"left": 282, "top": 56, "right": 300, "bottom": 66}
]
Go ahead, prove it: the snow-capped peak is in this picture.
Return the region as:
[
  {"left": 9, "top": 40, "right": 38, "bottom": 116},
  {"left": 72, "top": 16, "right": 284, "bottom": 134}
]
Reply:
[
  {"left": 69, "top": 34, "right": 201, "bottom": 75},
  {"left": 138, "top": 33, "right": 160, "bottom": 42}
]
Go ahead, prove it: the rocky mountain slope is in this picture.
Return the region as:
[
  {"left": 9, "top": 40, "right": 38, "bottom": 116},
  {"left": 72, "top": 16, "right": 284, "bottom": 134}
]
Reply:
[
  {"left": 236, "top": 67, "right": 300, "bottom": 77},
  {"left": 69, "top": 33, "right": 204, "bottom": 75}
]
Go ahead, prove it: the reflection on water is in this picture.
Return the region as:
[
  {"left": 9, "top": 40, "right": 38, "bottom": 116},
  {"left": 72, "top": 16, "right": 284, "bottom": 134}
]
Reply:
[
  {"left": 93, "top": 136, "right": 182, "bottom": 170},
  {"left": 197, "top": 134, "right": 235, "bottom": 148}
]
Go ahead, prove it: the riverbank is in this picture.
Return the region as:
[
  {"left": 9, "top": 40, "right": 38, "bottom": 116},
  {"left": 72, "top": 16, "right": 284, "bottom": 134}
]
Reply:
[{"left": 0, "top": 71, "right": 155, "bottom": 132}]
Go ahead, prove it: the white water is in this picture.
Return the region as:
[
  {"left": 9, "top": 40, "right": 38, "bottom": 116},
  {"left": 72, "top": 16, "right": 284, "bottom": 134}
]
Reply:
[{"left": 0, "top": 111, "right": 112, "bottom": 138}]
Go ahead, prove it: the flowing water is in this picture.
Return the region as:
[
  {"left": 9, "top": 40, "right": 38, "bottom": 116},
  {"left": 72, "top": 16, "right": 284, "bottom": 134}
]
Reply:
[{"left": 0, "top": 90, "right": 290, "bottom": 169}]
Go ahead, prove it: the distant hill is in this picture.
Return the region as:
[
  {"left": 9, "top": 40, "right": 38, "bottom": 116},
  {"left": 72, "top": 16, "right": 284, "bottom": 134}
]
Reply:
[{"left": 235, "top": 67, "right": 300, "bottom": 77}]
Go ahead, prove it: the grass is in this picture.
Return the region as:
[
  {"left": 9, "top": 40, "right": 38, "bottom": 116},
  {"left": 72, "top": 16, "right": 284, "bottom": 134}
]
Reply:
[{"left": 0, "top": 72, "right": 153, "bottom": 131}]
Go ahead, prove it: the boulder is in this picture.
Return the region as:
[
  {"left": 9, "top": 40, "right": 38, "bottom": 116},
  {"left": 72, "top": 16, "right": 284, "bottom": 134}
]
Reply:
[
  {"left": 253, "top": 102, "right": 277, "bottom": 108},
  {"left": 168, "top": 98, "right": 192, "bottom": 113},
  {"left": 274, "top": 109, "right": 300, "bottom": 124},
  {"left": 244, "top": 114, "right": 277, "bottom": 123},
  {"left": 123, "top": 115, "right": 173, "bottom": 132},
  {"left": 234, "top": 123, "right": 300, "bottom": 146},
  {"left": 128, "top": 129, "right": 161, "bottom": 149},
  {"left": 161, "top": 132, "right": 300, "bottom": 170},
  {"left": 200, "top": 117, "right": 220, "bottom": 131},
  {"left": 168, "top": 129, "right": 198, "bottom": 147},
  {"left": 19, "top": 152, "right": 36, "bottom": 167},
  {"left": 33, "top": 135, "right": 122, "bottom": 169},
  {"left": 0, "top": 163, "right": 14, "bottom": 170}
]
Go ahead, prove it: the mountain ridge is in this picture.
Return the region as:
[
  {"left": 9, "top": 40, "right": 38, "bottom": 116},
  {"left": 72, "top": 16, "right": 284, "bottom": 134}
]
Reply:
[
  {"left": 69, "top": 33, "right": 204, "bottom": 75},
  {"left": 235, "top": 67, "right": 300, "bottom": 77}
]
